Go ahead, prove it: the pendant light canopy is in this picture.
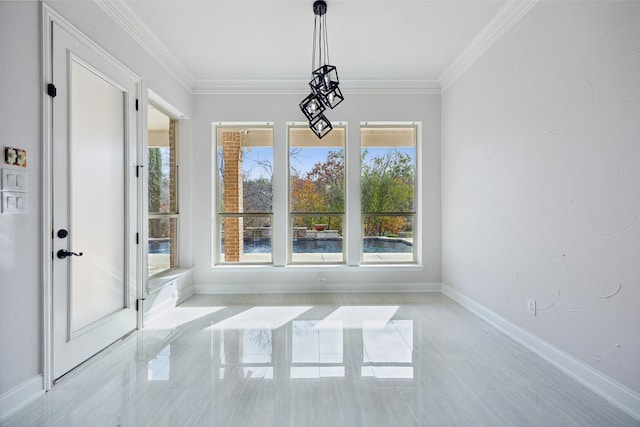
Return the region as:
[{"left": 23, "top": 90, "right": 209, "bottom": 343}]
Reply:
[{"left": 299, "top": 0, "right": 343, "bottom": 139}]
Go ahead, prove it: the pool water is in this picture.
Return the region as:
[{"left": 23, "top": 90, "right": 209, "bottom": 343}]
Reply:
[
  {"left": 230, "top": 238, "right": 411, "bottom": 254},
  {"left": 149, "top": 238, "right": 412, "bottom": 254},
  {"left": 149, "top": 239, "right": 171, "bottom": 254}
]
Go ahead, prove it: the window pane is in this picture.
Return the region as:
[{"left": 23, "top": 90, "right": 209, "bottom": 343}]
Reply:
[
  {"left": 217, "top": 128, "right": 273, "bottom": 214},
  {"left": 289, "top": 126, "right": 345, "bottom": 264},
  {"left": 361, "top": 125, "right": 417, "bottom": 264},
  {"left": 362, "top": 215, "right": 414, "bottom": 263},
  {"left": 291, "top": 215, "right": 343, "bottom": 263},
  {"left": 361, "top": 154, "right": 415, "bottom": 213},
  {"left": 148, "top": 216, "right": 178, "bottom": 276},
  {"left": 148, "top": 147, "right": 176, "bottom": 213},
  {"left": 216, "top": 126, "right": 273, "bottom": 265},
  {"left": 148, "top": 104, "right": 178, "bottom": 277},
  {"left": 290, "top": 127, "right": 345, "bottom": 213},
  {"left": 148, "top": 105, "right": 177, "bottom": 214},
  {"left": 220, "top": 215, "right": 272, "bottom": 263}
]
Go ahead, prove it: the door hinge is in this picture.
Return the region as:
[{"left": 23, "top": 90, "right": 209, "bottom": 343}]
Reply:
[
  {"left": 136, "top": 298, "right": 145, "bottom": 312},
  {"left": 136, "top": 232, "right": 139, "bottom": 245},
  {"left": 136, "top": 165, "right": 143, "bottom": 177},
  {"left": 135, "top": 99, "right": 139, "bottom": 111},
  {"left": 47, "top": 83, "right": 57, "bottom": 97}
]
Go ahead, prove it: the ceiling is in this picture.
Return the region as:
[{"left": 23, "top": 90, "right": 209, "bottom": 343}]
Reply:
[{"left": 111, "top": 0, "right": 510, "bottom": 92}]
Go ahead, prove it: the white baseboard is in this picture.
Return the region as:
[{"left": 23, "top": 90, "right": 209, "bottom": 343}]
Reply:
[
  {"left": 441, "top": 284, "right": 640, "bottom": 422},
  {"left": 0, "top": 375, "right": 44, "bottom": 423},
  {"left": 193, "top": 281, "right": 441, "bottom": 295}
]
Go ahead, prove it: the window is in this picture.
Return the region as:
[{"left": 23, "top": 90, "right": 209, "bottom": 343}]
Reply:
[
  {"left": 289, "top": 124, "right": 346, "bottom": 264},
  {"left": 361, "top": 124, "right": 417, "bottom": 263},
  {"left": 147, "top": 104, "right": 179, "bottom": 276},
  {"left": 216, "top": 125, "right": 273, "bottom": 263},
  {"left": 212, "top": 121, "right": 419, "bottom": 267}
]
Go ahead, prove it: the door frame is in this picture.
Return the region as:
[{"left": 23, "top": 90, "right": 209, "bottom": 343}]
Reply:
[{"left": 41, "top": 5, "right": 144, "bottom": 389}]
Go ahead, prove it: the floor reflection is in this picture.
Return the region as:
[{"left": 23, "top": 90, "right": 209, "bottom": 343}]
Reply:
[
  {"left": 147, "top": 344, "right": 170, "bottom": 381},
  {"left": 316, "top": 305, "right": 399, "bottom": 329},
  {"left": 291, "top": 320, "right": 344, "bottom": 378},
  {"left": 5, "top": 294, "right": 635, "bottom": 427},
  {"left": 209, "top": 306, "right": 313, "bottom": 330},
  {"left": 198, "top": 305, "right": 416, "bottom": 385}
]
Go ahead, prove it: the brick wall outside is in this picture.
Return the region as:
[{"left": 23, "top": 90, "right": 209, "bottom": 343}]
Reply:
[{"left": 222, "top": 131, "right": 243, "bottom": 261}]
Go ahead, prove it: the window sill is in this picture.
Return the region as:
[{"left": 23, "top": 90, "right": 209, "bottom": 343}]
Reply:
[
  {"left": 147, "top": 267, "right": 192, "bottom": 295},
  {"left": 210, "top": 264, "right": 424, "bottom": 273}
]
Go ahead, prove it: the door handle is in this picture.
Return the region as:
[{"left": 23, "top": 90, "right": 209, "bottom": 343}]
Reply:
[{"left": 57, "top": 249, "right": 84, "bottom": 259}]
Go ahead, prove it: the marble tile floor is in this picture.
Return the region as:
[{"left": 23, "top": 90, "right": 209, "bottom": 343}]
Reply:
[{"left": 3, "top": 293, "right": 638, "bottom": 427}]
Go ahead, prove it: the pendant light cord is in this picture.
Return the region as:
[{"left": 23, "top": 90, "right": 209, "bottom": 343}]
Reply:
[
  {"left": 311, "top": 11, "right": 331, "bottom": 73},
  {"left": 322, "top": 13, "right": 330, "bottom": 66},
  {"left": 311, "top": 15, "right": 318, "bottom": 73}
]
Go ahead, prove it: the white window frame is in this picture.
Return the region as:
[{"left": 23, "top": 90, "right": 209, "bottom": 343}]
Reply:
[
  {"left": 287, "top": 122, "right": 348, "bottom": 265},
  {"left": 209, "top": 120, "right": 423, "bottom": 269},
  {"left": 359, "top": 121, "right": 421, "bottom": 265},
  {"left": 146, "top": 101, "right": 181, "bottom": 278},
  {"left": 212, "top": 122, "right": 275, "bottom": 265}
]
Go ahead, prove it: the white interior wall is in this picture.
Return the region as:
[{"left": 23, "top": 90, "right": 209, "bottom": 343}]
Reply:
[
  {"left": 0, "top": 0, "right": 193, "bottom": 405},
  {"left": 442, "top": 0, "right": 640, "bottom": 394},
  {"left": 192, "top": 93, "right": 441, "bottom": 291},
  {"left": 0, "top": 0, "right": 42, "bottom": 398}
]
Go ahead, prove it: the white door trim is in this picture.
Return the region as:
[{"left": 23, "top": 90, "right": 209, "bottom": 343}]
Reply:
[{"left": 41, "top": 4, "right": 143, "bottom": 390}]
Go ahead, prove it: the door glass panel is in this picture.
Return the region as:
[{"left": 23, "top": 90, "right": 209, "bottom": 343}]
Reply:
[{"left": 70, "top": 60, "right": 126, "bottom": 332}]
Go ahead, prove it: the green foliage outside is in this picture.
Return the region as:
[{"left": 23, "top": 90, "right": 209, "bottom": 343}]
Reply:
[
  {"left": 233, "top": 147, "right": 415, "bottom": 236},
  {"left": 361, "top": 148, "right": 414, "bottom": 236},
  {"left": 291, "top": 150, "right": 345, "bottom": 231},
  {"left": 148, "top": 147, "right": 167, "bottom": 238},
  {"left": 148, "top": 148, "right": 162, "bottom": 212}
]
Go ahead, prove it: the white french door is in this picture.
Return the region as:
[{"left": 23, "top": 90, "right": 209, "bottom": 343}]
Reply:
[{"left": 50, "top": 22, "right": 139, "bottom": 380}]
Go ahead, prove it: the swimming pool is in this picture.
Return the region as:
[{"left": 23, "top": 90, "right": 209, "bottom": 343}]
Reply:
[
  {"left": 232, "top": 237, "right": 410, "bottom": 254},
  {"left": 149, "top": 238, "right": 412, "bottom": 254},
  {"left": 149, "top": 239, "right": 171, "bottom": 254}
]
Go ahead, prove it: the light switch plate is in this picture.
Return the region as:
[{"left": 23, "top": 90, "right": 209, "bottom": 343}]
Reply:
[
  {"left": 1, "top": 191, "right": 28, "bottom": 214},
  {"left": 1, "top": 168, "right": 28, "bottom": 191}
]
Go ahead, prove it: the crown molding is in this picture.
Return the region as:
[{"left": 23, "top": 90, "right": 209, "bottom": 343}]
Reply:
[
  {"left": 193, "top": 80, "right": 309, "bottom": 95},
  {"left": 439, "top": 0, "right": 538, "bottom": 91},
  {"left": 193, "top": 79, "right": 441, "bottom": 95},
  {"left": 95, "top": 0, "right": 194, "bottom": 92},
  {"left": 343, "top": 80, "right": 441, "bottom": 95}
]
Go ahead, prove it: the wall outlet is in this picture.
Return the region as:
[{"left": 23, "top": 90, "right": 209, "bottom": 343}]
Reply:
[{"left": 527, "top": 299, "right": 536, "bottom": 316}]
